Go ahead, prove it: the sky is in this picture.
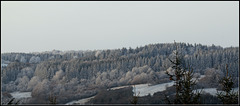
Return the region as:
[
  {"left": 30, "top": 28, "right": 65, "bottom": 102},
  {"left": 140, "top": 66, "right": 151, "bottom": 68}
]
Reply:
[{"left": 1, "top": 1, "right": 239, "bottom": 53}]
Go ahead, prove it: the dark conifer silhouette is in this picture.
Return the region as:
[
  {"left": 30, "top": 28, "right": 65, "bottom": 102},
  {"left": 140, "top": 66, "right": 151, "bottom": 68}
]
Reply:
[
  {"left": 216, "top": 64, "right": 238, "bottom": 104},
  {"left": 165, "top": 41, "right": 202, "bottom": 104}
]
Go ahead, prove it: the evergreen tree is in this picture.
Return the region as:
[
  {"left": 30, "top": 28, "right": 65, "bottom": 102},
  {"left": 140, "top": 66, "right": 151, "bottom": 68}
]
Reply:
[
  {"left": 216, "top": 64, "right": 238, "bottom": 104},
  {"left": 165, "top": 41, "right": 202, "bottom": 104},
  {"left": 180, "top": 65, "right": 202, "bottom": 104}
]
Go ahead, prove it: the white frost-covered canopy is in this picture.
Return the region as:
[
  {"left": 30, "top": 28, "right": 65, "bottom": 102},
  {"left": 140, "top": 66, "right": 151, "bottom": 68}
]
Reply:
[{"left": 29, "top": 56, "right": 41, "bottom": 63}]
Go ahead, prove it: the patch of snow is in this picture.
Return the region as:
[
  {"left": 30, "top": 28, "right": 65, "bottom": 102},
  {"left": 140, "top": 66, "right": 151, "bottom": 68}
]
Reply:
[
  {"left": 197, "top": 88, "right": 218, "bottom": 96},
  {"left": 65, "top": 100, "right": 77, "bottom": 105},
  {"left": 199, "top": 75, "right": 206, "bottom": 79},
  {"left": 108, "top": 85, "right": 131, "bottom": 90},
  {"left": 232, "top": 87, "right": 239, "bottom": 92},
  {"left": 1, "top": 63, "right": 8, "bottom": 68},
  {"left": 10, "top": 92, "right": 31, "bottom": 99},
  {"left": 133, "top": 82, "right": 174, "bottom": 97},
  {"left": 65, "top": 96, "right": 95, "bottom": 105},
  {"left": 193, "top": 87, "right": 239, "bottom": 96},
  {"left": 108, "top": 82, "right": 175, "bottom": 97}
]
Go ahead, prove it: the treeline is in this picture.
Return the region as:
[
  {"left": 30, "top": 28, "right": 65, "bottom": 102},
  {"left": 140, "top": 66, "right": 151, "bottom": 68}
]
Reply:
[{"left": 1, "top": 42, "right": 239, "bottom": 104}]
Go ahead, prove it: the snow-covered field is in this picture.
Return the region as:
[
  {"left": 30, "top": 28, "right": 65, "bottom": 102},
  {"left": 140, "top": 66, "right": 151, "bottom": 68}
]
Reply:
[
  {"left": 10, "top": 92, "right": 31, "bottom": 99},
  {"left": 65, "top": 96, "right": 95, "bottom": 105},
  {"left": 66, "top": 82, "right": 175, "bottom": 104},
  {"left": 193, "top": 87, "right": 239, "bottom": 96},
  {"left": 108, "top": 82, "right": 175, "bottom": 97},
  {"left": 133, "top": 82, "right": 174, "bottom": 97},
  {"left": 132, "top": 75, "right": 205, "bottom": 97},
  {"left": 109, "top": 75, "right": 206, "bottom": 97}
]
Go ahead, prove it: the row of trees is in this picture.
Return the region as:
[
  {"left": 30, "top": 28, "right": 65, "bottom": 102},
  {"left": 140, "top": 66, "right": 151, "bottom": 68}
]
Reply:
[{"left": 2, "top": 42, "right": 239, "bottom": 76}]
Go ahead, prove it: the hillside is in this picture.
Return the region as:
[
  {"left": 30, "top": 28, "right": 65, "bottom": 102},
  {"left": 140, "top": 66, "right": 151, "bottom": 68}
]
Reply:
[{"left": 1, "top": 42, "right": 239, "bottom": 104}]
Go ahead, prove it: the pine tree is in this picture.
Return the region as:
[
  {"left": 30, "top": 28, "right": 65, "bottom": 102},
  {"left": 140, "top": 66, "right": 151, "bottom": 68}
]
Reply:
[
  {"left": 180, "top": 65, "right": 202, "bottom": 104},
  {"left": 216, "top": 64, "right": 238, "bottom": 104},
  {"left": 165, "top": 41, "right": 202, "bottom": 104}
]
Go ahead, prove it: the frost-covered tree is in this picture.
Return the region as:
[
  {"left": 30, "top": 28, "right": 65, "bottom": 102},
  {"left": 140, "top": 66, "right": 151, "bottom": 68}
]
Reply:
[
  {"left": 32, "top": 79, "right": 50, "bottom": 99},
  {"left": 15, "top": 54, "right": 21, "bottom": 62},
  {"left": 95, "top": 50, "right": 102, "bottom": 57},
  {"left": 27, "top": 76, "right": 42, "bottom": 91},
  {"left": 52, "top": 70, "right": 65, "bottom": 81},
  {"left": 198, "top": 68, "right": 223, "bottom": 88},
  {"left": 16, "top": 76, "right": 29, "bottom": 91},
  {"left": 29, "top": 56, "right": 41, "bottom": 63},
  {"left": 17, "top": 67, "right": 34, "bottom": 79},
  {"left": 20, "top": 56, "right": 27, "bottom": 63}
]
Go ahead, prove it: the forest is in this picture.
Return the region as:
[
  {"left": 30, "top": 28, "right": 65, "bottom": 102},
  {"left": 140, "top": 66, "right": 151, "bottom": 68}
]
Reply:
[{"left": 1, "top": 42, "right": 239, "bottom": 104}]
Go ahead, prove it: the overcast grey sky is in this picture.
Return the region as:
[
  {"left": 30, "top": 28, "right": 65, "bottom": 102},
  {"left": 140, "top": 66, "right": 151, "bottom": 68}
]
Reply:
[{"left": 1, "top": 1, "right": 239, "bottom": 53}]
